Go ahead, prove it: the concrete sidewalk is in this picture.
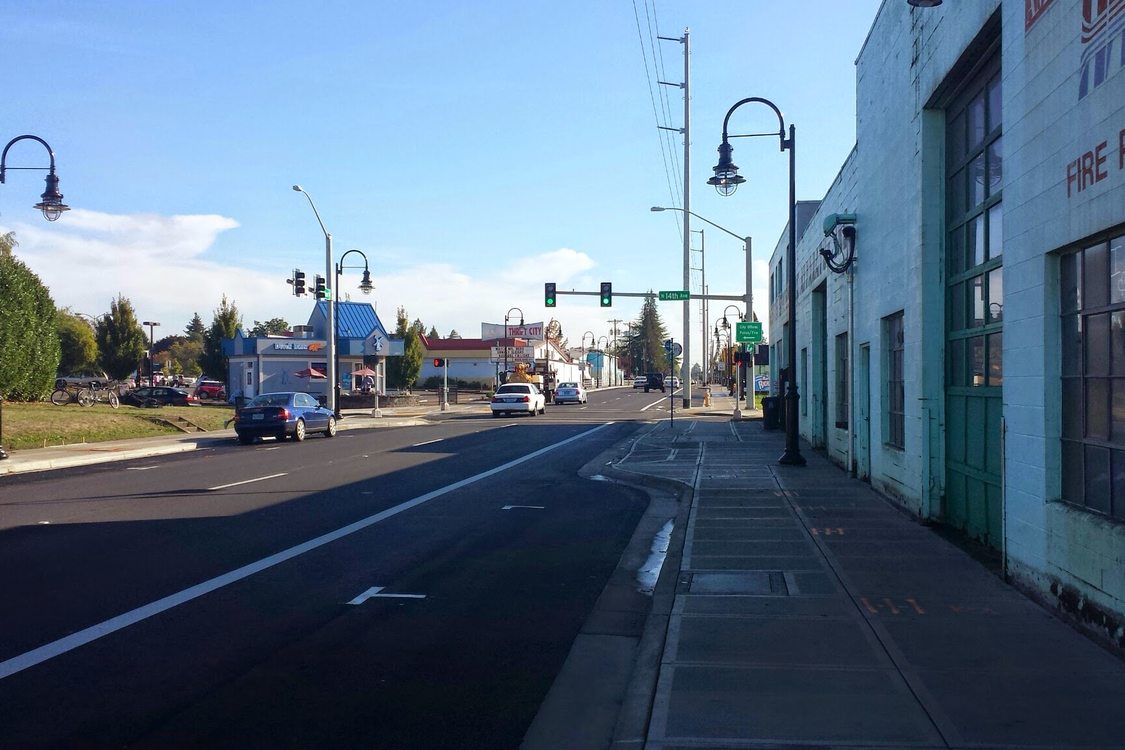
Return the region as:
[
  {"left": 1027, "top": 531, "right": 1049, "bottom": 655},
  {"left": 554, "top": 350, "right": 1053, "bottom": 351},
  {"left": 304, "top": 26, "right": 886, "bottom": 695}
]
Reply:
[{"left": 609, "top": 417, "right": 1125, "bottom": 749}]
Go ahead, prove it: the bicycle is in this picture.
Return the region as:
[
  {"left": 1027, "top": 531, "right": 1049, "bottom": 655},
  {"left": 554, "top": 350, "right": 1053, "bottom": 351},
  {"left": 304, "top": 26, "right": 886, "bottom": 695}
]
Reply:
[
  {"left": 78, "top": 382, "right": 120, "bottom": 409},
  {"left": 50, "top": 385, "right": 82, "bottom": 406}
]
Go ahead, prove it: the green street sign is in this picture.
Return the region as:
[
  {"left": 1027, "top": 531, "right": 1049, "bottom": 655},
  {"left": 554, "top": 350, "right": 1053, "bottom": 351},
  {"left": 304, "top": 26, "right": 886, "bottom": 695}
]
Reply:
[
  {"left": 658, "top": 290, "right": 690, "bottom": 301},
  {"left": 735, "top": 321, "right": 762, "bottom": 344}
]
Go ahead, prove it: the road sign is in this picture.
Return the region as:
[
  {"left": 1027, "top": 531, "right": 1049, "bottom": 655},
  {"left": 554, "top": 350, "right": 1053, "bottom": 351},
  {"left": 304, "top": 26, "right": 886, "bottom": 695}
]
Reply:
[
  {"left": 664, "top": 341, "right": 683, "bottom": 357},
  {"left": 658, "top": 290, "right": 690, "bottom": 301},
  {"left": 736, "top": 321, "right": 763, "bottom": 344}
]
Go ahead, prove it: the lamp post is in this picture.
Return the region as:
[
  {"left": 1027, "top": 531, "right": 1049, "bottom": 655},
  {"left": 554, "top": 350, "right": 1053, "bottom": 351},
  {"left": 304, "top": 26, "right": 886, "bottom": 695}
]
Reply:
[
  {"left": 707, "top": 96, "right": 804, "bottom": 466},
  {"left": 722, "top": 305, "right": 745, "bottom": 419},
  {"left": 503, "top": 307, "right": 524, "bottom": 385},
  {"left": 597, "top": 335, "right": 611, "bottom": 388},
  {"left": 333, "top": 249, "right": 374, "bottom": 413},
  {"left": 292, "top": 185, "right": 336, "bottom": 414},
  {"left": 142, "top": 321, "right": 161, "bottom": 386},
  {"left": 651, "top": 207, "right": 753, "bottom": 394},
  {"left": 0, "top": 134, "right": 72, "bottom": 460},
  {"left": 714, "top": 318, "right": 731, "bottom": 391}
]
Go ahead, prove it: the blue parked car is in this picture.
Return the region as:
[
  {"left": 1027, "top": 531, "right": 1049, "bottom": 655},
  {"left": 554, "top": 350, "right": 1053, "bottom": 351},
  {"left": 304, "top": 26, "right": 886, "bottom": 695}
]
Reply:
[{"left": 234, "top": 392, "right": 337, "bottom": 445}]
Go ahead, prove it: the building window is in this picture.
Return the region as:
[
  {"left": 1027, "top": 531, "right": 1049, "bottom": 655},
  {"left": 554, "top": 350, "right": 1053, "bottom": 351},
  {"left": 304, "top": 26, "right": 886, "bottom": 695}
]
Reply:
[
  {"left": 884, "top": 312, "right": 905, "bottom": 449},
  {"left": 1060, "top": 234, "right": 1125, "bottom": 520},
  {"left": 836, "top": 332, "right": 849, "bottom": 428},
  {"left": 800, "top": 348, "right": 808, "bottom": 416}
]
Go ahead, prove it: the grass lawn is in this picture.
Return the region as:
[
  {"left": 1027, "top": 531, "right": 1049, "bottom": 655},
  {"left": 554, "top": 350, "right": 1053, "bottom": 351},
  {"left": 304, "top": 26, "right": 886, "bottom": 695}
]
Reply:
[{"left": 1, "top": 401, "right": 236, "bottom": 452}]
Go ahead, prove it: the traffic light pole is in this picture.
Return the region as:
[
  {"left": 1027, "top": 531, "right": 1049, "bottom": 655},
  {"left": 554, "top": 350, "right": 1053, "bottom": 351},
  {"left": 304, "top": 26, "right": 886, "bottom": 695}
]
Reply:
[{"left": 552, "top": 290, "right": 745, "bottom": 301}]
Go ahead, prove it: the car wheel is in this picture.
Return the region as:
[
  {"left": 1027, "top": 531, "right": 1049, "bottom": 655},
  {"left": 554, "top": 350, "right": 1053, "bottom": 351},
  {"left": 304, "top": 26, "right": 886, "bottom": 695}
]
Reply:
[
  {"left": 293, "top": 419, "right": 306, "bottom": 442},
  {"left": 238, "top": 435, "right": 255, "bottom": 445},
  {"left": 325, "top": 416, "right": 337, "bottom": 438},
  {"left": 491, "top": 411, "right": 500, "bottom": 418},
  {"left": 198, "top": 391, "right": 210, "bottom": 400}
]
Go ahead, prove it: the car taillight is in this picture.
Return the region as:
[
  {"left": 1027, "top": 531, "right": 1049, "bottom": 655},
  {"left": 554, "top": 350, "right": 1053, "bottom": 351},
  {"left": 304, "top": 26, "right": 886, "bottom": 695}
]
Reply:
[
  {"left": 277, "top": 408, "right": 290, "bottom": 419},
  {"left": 519, "top": 396, "right": 529, "bottom": 402},
  {"left": 491, "top": 396, "right": 501, "bottom": 403}
]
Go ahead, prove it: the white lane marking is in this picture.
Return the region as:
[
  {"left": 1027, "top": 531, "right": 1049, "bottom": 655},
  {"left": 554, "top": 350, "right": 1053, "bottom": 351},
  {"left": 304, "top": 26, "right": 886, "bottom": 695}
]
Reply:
[
  {"left": 126, "top": 466, "right": 160, "bottom": 471},
  {"left": 502, "top": 505, "right": 545, "bottom": 510},
  {"left": 0, "top": 423, "right": 613, "bottom": 681},
  {"left": 208, "top": 473, "right": 288, "bottom": 491},
  {"left": 640, "top": 398, "right": 666, "bottom": 412},
  {"left": 411, "top": 439, "right": 442, "bottom": 447},
  {"left": 347, "top": 586, "right": 424, "bottom": 604},
  {"left": 38, "top": 521, "right": 50, "bottom": 525}
]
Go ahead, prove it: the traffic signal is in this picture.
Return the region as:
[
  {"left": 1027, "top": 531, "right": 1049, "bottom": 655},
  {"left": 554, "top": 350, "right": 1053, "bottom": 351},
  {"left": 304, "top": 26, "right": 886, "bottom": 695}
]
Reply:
[
  {"left": 600, "top": 281, "right": 612, "bottom": 307},
  {"left": 433, "top": 358, "right": 446, "bottom": 367},
  {"left": 545, "top": 282, "right": 557, "bottom": 308},
  {"left": 293, "top": 269, "right": 306, "bottom": 296},
  {"left": 314, "top": 274, "right": 326, "bottom": 299}
]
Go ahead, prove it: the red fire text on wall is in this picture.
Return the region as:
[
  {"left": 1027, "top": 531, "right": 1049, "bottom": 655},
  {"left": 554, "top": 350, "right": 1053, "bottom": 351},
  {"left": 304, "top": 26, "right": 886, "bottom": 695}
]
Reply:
[{"left": 1066, "top": 126, "right": 1125, "bottom": 197}]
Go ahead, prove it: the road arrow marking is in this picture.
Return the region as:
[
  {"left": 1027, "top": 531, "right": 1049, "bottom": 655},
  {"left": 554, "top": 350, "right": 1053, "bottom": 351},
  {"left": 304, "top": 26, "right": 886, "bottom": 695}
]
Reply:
[
  {"left": 348, "top": 587, "right": 427, "bottom": 604},
  {"left": 502, "top": 505, "right": 545, "bottom": 510}
]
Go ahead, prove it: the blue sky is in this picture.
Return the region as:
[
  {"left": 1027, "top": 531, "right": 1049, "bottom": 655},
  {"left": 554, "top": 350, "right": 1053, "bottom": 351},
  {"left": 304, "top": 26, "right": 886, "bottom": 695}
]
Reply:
[{"left": 2, "top": 0, "right": 884, "bottom": 363}]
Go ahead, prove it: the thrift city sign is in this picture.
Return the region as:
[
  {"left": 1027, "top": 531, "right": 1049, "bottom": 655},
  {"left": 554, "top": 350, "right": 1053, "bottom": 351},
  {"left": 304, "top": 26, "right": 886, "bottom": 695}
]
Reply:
[{"left": 735, "top": 321, "right": 763, "bottom": 344}]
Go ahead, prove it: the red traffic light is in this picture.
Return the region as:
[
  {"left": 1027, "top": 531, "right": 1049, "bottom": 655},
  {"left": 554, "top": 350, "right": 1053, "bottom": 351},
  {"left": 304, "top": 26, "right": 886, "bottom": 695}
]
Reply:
[{"left": 433, "top": 358, "right": 445, "bottom": 367}]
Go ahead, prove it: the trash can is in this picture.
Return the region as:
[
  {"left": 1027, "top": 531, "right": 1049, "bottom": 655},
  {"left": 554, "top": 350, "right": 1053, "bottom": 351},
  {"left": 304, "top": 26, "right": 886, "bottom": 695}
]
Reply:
[{"left": 762, "top": 396, "right": 780, "bottom": 430}]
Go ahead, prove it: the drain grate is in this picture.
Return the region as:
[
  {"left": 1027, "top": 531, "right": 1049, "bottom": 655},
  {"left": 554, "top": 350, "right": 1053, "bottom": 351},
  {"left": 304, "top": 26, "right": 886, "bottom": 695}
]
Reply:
[{"left": 688, "top": 571, "right": 789, "bottom": 595}]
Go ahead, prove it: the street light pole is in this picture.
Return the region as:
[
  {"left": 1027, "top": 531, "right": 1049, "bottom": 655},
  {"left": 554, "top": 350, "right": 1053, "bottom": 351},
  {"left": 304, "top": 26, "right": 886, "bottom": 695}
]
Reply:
[
  {"left": 292, "top": 185, "right": 336, "bottom": 415},
  {"left": 707, "top": 96, "right": 804, "bottom": 466},
  {"left": 142, "top": 321, "right": 160, "bottom": 386},
  {"left": 333, "top": 249, "right": 375, "bottom": 412},
  {"left": 503, "top": 307, "right": 524, "bottom": 385}
]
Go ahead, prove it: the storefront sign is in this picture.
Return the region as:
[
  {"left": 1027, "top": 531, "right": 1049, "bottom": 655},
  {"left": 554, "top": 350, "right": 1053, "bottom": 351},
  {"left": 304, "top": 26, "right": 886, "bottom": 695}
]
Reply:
[
  {"left": 272, "top": 341, "right": 323, "bottom": 351},
  {"left": 481, "top": 322, "right": 545, "bottom": 340}
]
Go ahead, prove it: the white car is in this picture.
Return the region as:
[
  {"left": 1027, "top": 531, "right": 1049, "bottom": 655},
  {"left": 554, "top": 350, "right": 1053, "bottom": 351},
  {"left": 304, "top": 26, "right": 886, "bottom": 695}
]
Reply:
[
  {"left": 632, "top": 376, "right": 647, "bottom": 389},
  {"left": 554, "top": 381, "right": 587, "bottom": 404},
  {"left": 490, "top": 383, "right": 547, "bottom": 417},
  {"left": 668, "top": 377, "right": 682, "bottom": 389}
]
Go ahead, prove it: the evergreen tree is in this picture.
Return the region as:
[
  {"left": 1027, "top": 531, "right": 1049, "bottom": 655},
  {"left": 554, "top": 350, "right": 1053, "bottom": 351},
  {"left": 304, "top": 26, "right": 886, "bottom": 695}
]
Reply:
[
  {"left": 185, "top": 313, "right": 206, "bottom": 342},
  {"left": 386, "top": 307, "right": 410, "bottom": 388},
  {"left": 95, "top": 295, "right": 147, "bottom": 381},
  {"left": 0, "top": 233, "right": 60, "bottom": 399},
  {"left": 248, "top": 318, "right": 290, "bottom": 337},
  {"left": 401, "top": 319, "right": 425, "bottom": 388},
  {"left": 200, "top": 295, "right": 242, "bottom": 380},
  {"left": 624, "top": 293, "right": 670, "bottom": 375},
  {"left": 57, "top": 311, "right": 99, "bottom": 375},
  {"left": 427, "top": 325, "right": 440, "bottom": 339}
]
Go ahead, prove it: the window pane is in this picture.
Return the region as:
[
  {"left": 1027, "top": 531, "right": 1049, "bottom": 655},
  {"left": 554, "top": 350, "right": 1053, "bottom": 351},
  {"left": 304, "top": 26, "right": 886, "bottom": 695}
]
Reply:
[
  {"left": 1062, "top": 377, "right": 1083, "bottom": 438},
  {"left": 950, "top": 282, "right": 966, "bottom": 330},
  {"left": 1084, "top": 445, "right": 1112, "bottom": 514},
  {"left": 1062, "top": 314, "right": 1082, "bottom": 376},
  {"left": 988, "top": 137, "right": 1003, "bottom": 196},
  {"left": 1111, "top": 236, "right": 1125, "bottom": 304},
  {"left": 970, "top": 335, "right": 986, "bottom": 386},
  {"left": 988, "top": 74, "right": 1002, "bottom": 130},
  {"left": 949, "top": 227, "right": 965, "bottom": 275},
  {"left": 988, "top": 203, "right": 1003, "bottom": 259},
  {"left": 1087, "top": 313, "right": 1110, "bottom": 376},
  {"left": 949, "top": 111, "right": 966, "bottom": 165},
  {"left": 988, "top": 332, "right": 1003, "bottom": 386},
  {"left": 1114, "top": 379, "right": 1125, "bottom": 444},
  {"left": 970, "top": 153, "right": 986, "bottom": 207},
  {"left": 950, "top": 338, "right": 965, "bottom": 386},
  {"left": 1113, "top": 312, "right": 1125, "bottom": 375},
  {"left": 971, "top": 275, "right": 986, "bottom": 327},
  {"left": 988, "top": 268, "right": 1003, "bottom": 322},
  {"left": 1113, "top": 450, "right": 1125, "bottom": 520},
  {"left": 949, "top": 168, "right": 966, "bottom": 219},
  {"left": 1061, "top": 252, "right": 1081, "bottom": 313},
  {"left": 1085, "top": 241, "right": 1108, "bottom": 309},
  {"left": 969, "top": 91, "right": 986, "bottom": 149},
  {"left": 1087, "top": 378, "right": 1109, "bottom": 440},
  {"left": 1062, "top": 440, "right": 1084, "bottom": 504},
  {"left": 970, "top": 215, "right": 986, "bottom": 267}
]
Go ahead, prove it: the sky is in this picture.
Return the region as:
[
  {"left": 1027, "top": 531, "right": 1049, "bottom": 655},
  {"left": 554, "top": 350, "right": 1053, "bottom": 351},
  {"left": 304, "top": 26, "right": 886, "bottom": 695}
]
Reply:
[{"left": 2, "top": 0, "right": 885, "bottom": 366}]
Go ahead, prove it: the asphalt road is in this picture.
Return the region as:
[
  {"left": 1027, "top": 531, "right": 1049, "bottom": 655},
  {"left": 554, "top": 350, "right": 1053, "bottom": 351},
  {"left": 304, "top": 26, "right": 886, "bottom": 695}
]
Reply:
[{"left": 0, "top": 388, "right": 672, "bottom": 749}]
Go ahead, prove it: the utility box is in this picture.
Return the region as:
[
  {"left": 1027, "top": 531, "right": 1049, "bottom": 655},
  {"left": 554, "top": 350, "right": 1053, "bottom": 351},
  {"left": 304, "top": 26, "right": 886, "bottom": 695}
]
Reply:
[{"left": 762, "top": 396, "right": 780, "bottom": 430}]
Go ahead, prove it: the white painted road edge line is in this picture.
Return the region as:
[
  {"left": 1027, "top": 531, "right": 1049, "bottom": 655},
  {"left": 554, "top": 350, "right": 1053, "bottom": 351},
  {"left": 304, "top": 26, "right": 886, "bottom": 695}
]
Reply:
[
  {"left": 208, "top": 472, "right": 288, "bottom": 491},
  {"left": 411, "top": 439, "right": 442, "bottom": 447},
  {"left": 0, "top": 422, "right": 614, "bottom": 681}
]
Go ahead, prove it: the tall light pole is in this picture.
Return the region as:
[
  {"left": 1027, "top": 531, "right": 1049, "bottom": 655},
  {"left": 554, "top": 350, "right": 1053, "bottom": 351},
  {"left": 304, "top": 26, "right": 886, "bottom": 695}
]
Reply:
[
  {"left": 292, "top": 185, "right": 336, "bottom": 414},
  {"left": 597, "top": 335, "right": 611, "bottom": 388},
  {"left": 142, "top": 321, "right": 161, "bottom": 386},
  {"left": 723, "top": 305, "right": 744, "bottom": 419},
  {"left": 0, "top": 134, "right": 72, "bottom": 460},
  {"left": 503, "top": 307, "right": 524, "bottom": 384},
  {"left": 707, "top": 96, "right": 804, "bottom": 466},
  {"left": 334, "top": 249, "right": 374, "bottom": 413},
  {"left": 608, "top": 319, "right": 623, "bottom": 385}
]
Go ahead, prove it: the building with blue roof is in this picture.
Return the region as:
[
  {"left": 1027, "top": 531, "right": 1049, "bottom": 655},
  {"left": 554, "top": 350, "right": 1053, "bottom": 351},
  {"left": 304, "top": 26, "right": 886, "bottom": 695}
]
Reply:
[{"left": 223, "top": 301, "right": 402, "bottom": 402}]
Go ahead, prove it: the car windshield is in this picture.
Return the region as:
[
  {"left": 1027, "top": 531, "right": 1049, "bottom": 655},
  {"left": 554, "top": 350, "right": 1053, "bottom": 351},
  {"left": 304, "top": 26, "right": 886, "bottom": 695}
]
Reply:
[
  {"left": 559, "top": 382, "right": 577, "bottom": 388},
  {"left": 497, "top": 384, "right": 530, "bottom": 394},
  {"left": 249, "top": 394, "right": 291, "bottom": 407}
]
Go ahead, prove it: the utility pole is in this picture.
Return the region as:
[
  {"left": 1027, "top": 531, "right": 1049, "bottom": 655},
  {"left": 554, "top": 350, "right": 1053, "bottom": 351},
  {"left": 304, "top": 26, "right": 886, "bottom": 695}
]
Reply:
[
  {"left": 659, "top": 28, "right": 691, "bottom": 409},
  {"left": 691, "top": 229, "right": 706, "bottom": 384}
]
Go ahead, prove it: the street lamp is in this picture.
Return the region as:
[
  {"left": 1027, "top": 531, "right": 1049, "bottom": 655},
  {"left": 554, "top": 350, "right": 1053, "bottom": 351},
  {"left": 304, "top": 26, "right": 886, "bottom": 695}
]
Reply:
[
  {"left": 708, "top": 96, "right": 804, "bottom": 466},
  {"left": 1, "top": 135, "right": 70, "bottom": 221},
  {"left": 722, "top": 305, "right": 745, "bottom": 419},
  {"left": 292, "top": 185, "right": 336, "bottom": 414},
  {"left": 503, "top": 307, "right": 524, "bottom": 385},
  {"left": 597, "top": 335, "right": 611, "bottom": 388},
  {"left": 142, "top": 321, "right": 161, "bottom": 386},
  {"left": 651, "top": 206, "right": 754, "bottom": 398},
  {"left": 714, "top": 317, "right": 731, "bottom": 390},
  {"left": 334, "top": 249, "right": 374, "bottom": 412}
]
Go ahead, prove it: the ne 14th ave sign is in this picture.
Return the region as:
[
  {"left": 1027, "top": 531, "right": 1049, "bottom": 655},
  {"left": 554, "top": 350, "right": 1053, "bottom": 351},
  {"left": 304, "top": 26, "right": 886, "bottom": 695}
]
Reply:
[{"left": 658, "top": 290, "right": 690, "bottom": 301}]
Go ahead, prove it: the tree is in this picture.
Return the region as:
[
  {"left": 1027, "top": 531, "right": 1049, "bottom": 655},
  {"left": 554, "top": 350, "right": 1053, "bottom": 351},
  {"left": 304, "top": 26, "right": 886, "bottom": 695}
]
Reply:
[
  {"left": 57, "top": 311, "right": 99, "bottom": 375},
  {"left": 427, "top": 325, "right": 440, "bottom": 340},
  {"left": 95, "top": 295, "right": 147, "bottom": 381},
  {"left": 447, "top": 329, "right": 462, "bottom": 339},
  {"left": 623, "top": 294, "right": 670, "bottom": 376},
  {"left": 167, "top": 338, "right": 204, "bottom": 378},
  {"left": 248, "top": 318, "right": 290, "bottom": 337},
  {"left": 185, "top": 313, "right": 206, "bottom": 342},
  {"left": 386, "top": 307, "right": 424, "bottom": 389},
  {"left": 0, "top": 233, "right": 60, "bottom": 399},
  {"left": 200, "top": 295, "right": 242, "bottom": 380}
]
